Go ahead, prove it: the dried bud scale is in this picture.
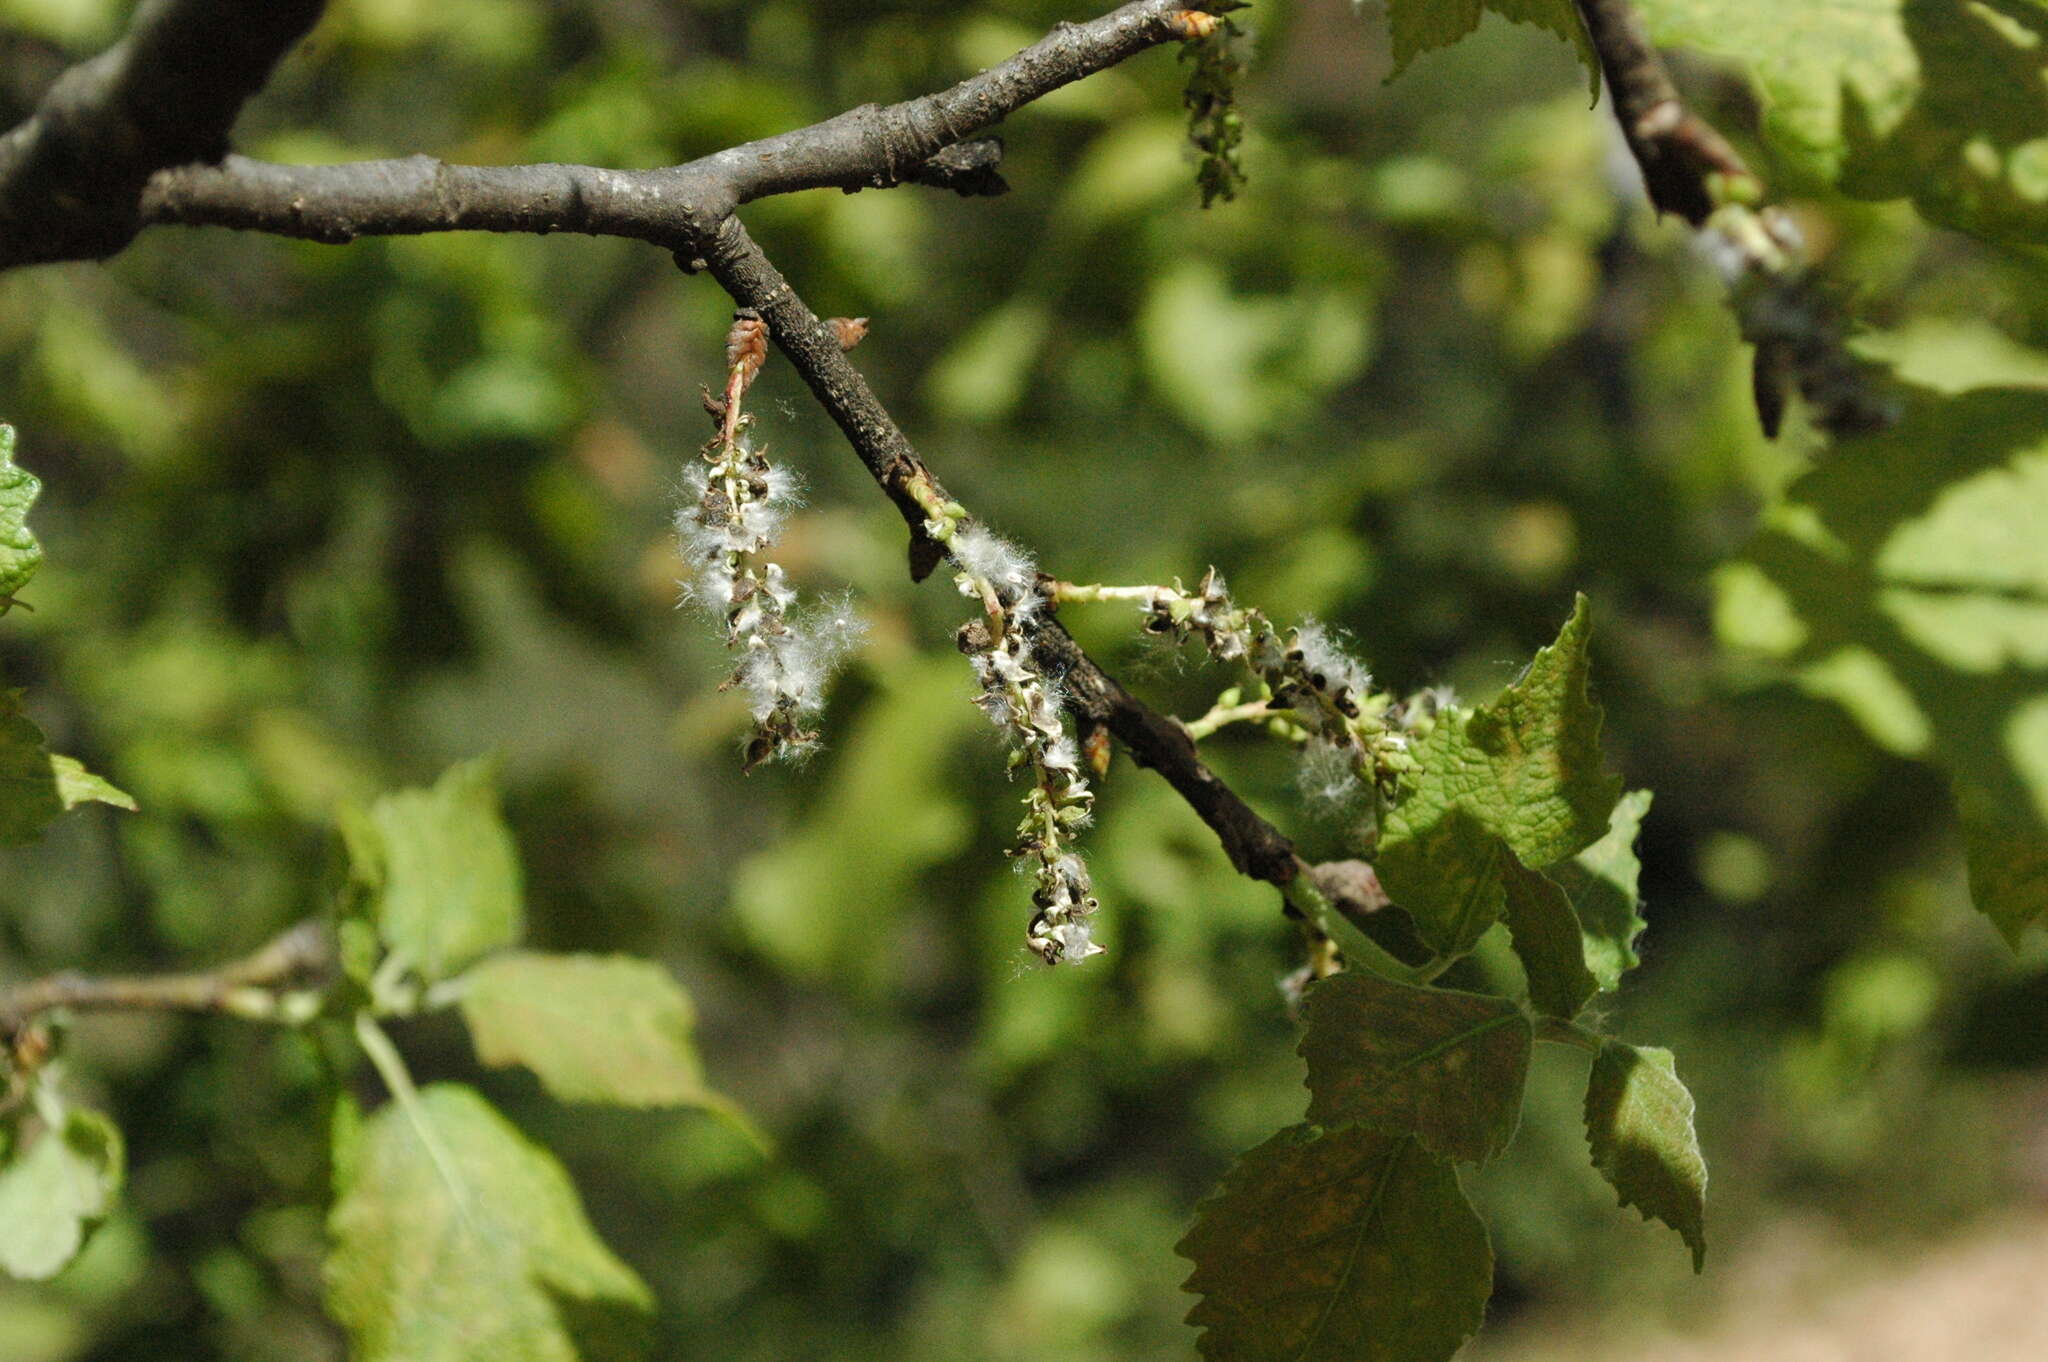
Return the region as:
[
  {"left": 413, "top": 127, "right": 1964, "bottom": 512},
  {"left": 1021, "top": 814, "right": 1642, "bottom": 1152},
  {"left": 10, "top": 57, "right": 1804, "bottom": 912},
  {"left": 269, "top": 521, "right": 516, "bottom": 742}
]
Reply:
[
  {"left": 828, "top": 316, "right": 870, "bottom": 351},
  {"left": 679, "top": 313, "right": 865, "bottom": 769}
]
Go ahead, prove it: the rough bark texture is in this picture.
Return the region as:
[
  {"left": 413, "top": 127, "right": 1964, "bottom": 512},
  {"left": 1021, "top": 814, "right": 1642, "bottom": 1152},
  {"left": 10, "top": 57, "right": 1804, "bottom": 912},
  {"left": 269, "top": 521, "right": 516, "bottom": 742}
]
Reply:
[
  {"left": 0, "top": 0, "right": 325, "bottom": 266},
  {"left": 7, "top": 1, "right": 1187, "bottom": 262},
  {"left": 1575, "top": 0, "right": 1752, "bottom": 225}
]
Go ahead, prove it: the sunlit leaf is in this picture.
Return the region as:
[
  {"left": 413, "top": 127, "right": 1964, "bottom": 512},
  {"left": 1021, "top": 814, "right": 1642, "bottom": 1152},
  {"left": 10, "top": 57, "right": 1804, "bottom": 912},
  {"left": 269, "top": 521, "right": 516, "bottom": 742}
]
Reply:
[
  {"left": 1383, "top": 0, "right": 1599, "bottom": 100},
  {"left": 1584, "top": 1041, "right": 1707, "bottom": 1271},
  {"left": 1547, "top": 790, "right": 1653, "bottom": 992},
  {"left": 0, "top": 685, "right": 133, "bottom": 846},
  {"left": 1391, "top": 595, "right": 1621, "bottom": 867},
  {"left": 0, "top": 424, "right": 40, "bottom": 605},
  {"left": 1717, "top": 387, "right": 2048, "bottom": 937},
  {"left": 458, "top": 952, "right": 719, "bottom": 1109},
  {"left": 49, "top": 754, "right": 136, "bottom": 813},
  {"left": 1178, "top": 1124, "right": 1491, "bottom": 1362},
  {"left": 326, "top": 1084, "right": 651, "bottom": 1362},
  {"left": 346, "top": 759, "right": 524, "bottom": 980},
  {"left": 1300, "top": 972, "right": 1532, "bottom": 1163},
  {"left": 1635, "top": 0, "right": 2048, "bottom": 242},
  {"left": 0, "top": 1107, "right": 123, "bottom": 1282},
  {"left": 1373, "top": 806, "right": 1507, "bottom": 958}
]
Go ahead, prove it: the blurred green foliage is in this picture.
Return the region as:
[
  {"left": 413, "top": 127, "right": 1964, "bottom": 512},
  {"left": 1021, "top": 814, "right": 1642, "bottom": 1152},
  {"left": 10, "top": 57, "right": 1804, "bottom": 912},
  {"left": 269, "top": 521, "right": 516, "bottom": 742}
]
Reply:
[{"left": 2, "top": 1, "right": 2047, "bottom": 1358}]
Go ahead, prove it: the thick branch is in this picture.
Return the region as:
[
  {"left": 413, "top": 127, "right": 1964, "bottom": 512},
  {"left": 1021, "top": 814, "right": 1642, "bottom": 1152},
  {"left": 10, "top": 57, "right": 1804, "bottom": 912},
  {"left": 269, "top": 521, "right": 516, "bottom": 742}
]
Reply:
[
  {"left": 0, "top": 0, "right": 326, "bottom": 267},
  {"left": 141, "top": 154, "right": 722, "bottom": 253},
  {"left": 0, "top": 920, "right": 335, "bottom": 1039},
  {"left": 701, "top": 215, "right": 1298, "bottom": 888},
  {"left": 1574, "top": 0, "right": 1752, "bottom": 225},
  {"left": 14, "top": 1, "right": 1193, "bottom": 263},
  {"left": 697, "top": 0, "right": 1189, "bottom": 206}
]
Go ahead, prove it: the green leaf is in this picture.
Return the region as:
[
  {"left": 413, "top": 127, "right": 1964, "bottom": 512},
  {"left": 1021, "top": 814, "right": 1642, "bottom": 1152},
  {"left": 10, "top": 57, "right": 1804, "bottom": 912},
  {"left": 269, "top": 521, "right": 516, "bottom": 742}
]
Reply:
[
  {"left": 1634, "top": 0, "right": 2048, "bottom": 242},
  {"left": 1959, "top": 790, "right": 2048, "bottom": 945},
  {"left": 326, "top": 1084, "right": 652, "bottom": 1362},
  {"left": 0, "top": 424, "right": 41, "bottom": 607},
  {"left": 1384, "top": 0, "right": 1600, "bottom": 101},
  {"left": 0, "top": 686, "right": 61, "bottom": 846},
  {"left": 1499, "top": 850, "right": 1599, "bottom": 1019},
  {"left": 1547, "top": 790, "right": 1654, "bottom": 992},
  {"left": 49, "top": 754, "right": 137, "bottom": 813},
  {"left": 0, "top": 686, "right": 134, "bottom": 846},
  {"left": 1372, "top": 806, "right": 1508, "bottom": 958},
  {"left": 1300, "top": 972, "right": 1532, "bottom": 1164},
  {"left": 1584, "top": 1041, "right": 1707, "bottom": 1271},
  {"left": 458, "top": 952, "right": 722, "bottom": 1108},
  {"left": 1178, "top": 1124, "right": 1492, "bottom": 1362},
  {"left": 349, "top": 759, "right": 524, "bottom": 980},
  {"left": 0, "top": 1108, "right": 124, "bottom": 1282},
  {"left": 1716, "top": 387, "right": 2048, "bottom": 937},
  {"left": 1377, "top": 596, "right": 1623, "bottom": 954}
]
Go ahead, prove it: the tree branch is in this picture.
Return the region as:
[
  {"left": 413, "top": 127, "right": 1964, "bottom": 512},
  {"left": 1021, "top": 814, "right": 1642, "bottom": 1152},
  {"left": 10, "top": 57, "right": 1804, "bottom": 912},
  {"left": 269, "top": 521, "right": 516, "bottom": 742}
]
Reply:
[
  {"left": 0, "top": 0, "right": 326, "bottom": 268},
  {"left": 0, "top": 919, "right": 335, "bottom": 1039},
  {"left": 690, "top": 0, "right": 1190, "bottom": 209},
  {"left": 7, "top": 0, "right": 1196, "bottom": 265},
  {"left": 1574, "top": 0, "right": 1754, "bottom": 225},
  {"left": 1574, "top": 0, "right": 1895, "bottom": 437},
  {"left": 699, "top": 214, "right": 1299, "bottom": 888}
]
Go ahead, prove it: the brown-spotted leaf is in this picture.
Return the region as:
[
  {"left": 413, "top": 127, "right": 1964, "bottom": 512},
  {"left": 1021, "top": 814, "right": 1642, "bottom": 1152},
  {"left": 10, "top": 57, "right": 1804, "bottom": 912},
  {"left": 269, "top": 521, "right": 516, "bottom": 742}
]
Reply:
[
  {"left": 1178, "top": 1124, "right": 1492, "bottom": 1362},
  {"left": 1301, "top": 972, "right": 1532, "bottom": 1164}
]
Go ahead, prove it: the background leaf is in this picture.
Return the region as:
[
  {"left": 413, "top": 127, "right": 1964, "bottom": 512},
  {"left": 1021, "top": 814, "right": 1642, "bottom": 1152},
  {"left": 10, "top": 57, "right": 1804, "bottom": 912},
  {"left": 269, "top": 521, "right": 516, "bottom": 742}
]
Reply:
[
  {"left": 0, "top": 684, "right": 60, "bottom": 845},
  {"left": 458, "top": 951, "right": 725, "bottom": 1109},
  {"left": 1715, "top": 387, "right": 2048, "bottom": 937},
  {"left": 1384, "top": 0, "right": 1600, "bottom": 100},
  {"left": 1584, "top": 1041, "right": 1708, "bottom": 1271},
  {"left": 1634, "top": 0, "right": 2048, "bottom": 242},
  {"left": 0, "top": 1107, "right": 124, "bottom": 1282},
  {"left": 325, "top": 1084, "right": 652, "bottom": 1362},
  {"left": 1300, "top": 971, "right": 1533, "bottom": 1163},
  {"left": 350, "top": 759, "right": 524, "bottom": 980},
  {"left": 1177, "top": 1123, "right": 1492, "bottom": 1362},
  {"left": 0, "top": 423, "right": 40, "bottom": 604}
]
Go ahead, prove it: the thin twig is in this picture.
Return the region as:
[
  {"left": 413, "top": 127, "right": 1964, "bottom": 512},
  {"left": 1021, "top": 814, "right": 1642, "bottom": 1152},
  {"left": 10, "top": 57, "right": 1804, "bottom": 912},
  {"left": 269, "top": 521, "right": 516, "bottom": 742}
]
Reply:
[
  {"left": 0, "top": 919, "right": 335, "bottom": 1038},
  {"left": 699, "top": 214, "right": 1301, "bottom": 889}
]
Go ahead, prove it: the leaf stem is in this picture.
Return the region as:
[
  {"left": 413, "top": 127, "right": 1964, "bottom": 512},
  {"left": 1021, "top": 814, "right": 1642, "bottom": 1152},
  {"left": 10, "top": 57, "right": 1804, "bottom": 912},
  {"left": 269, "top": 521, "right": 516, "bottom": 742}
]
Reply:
[
  {"left": 0, "top": 920, "right": 335, "bottom": 1040},
  {"left": 1183, "top": 697, "right": 1279, "bottom": 741},
  {"left": 1282, "top": 874, "right": 1440, "bottom": 988},
  {"left": 1533, "top": 1015, "right": 1605, "bottom": 1053},
  {"left": 1048, "top": 581, "right": 1164, "bottom": 605},
  {"left": 353, "top": 1012, "right": 474, "bottom": 1222}
]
